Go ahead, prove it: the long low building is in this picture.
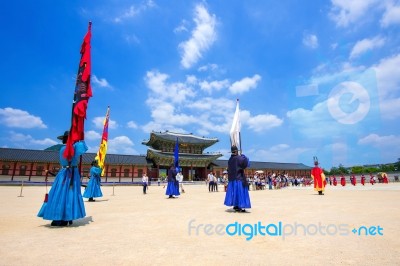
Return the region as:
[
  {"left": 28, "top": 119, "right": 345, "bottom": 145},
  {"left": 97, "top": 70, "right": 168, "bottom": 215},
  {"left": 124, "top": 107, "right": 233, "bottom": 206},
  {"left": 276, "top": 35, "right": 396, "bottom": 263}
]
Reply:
[{"left": 0, "top": 131, "right": 312, "bottom": 182}]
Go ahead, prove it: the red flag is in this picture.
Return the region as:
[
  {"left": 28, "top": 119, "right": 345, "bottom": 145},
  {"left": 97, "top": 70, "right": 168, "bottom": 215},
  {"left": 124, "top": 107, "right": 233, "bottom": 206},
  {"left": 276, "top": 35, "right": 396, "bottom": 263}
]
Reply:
[{"left": 64, "top": 22, "right": 93, "bottom": 160}]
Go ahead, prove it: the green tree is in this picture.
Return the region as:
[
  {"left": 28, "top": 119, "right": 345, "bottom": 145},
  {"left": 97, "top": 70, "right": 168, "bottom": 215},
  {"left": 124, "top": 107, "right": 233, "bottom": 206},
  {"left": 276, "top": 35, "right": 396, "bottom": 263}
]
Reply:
[
  {"left": 351, "top": 166, "right": 364, "bottom": 174},
  {"left": 338, "top": 164, "right": 348, "bottom": 174}
]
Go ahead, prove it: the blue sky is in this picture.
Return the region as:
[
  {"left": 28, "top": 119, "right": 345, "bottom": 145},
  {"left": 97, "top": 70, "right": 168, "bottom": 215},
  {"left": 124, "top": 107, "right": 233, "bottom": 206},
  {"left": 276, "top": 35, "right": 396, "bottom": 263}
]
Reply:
[{"left": 1, "top": 0, "right": 399, "bottom": 170}]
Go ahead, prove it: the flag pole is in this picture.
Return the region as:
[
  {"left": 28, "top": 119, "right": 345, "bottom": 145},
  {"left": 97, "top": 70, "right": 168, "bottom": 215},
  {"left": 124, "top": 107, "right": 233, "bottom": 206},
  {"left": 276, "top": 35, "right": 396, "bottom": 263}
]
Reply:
[{"left": 237, "top": 98, "right": 242, "bottom": 155}]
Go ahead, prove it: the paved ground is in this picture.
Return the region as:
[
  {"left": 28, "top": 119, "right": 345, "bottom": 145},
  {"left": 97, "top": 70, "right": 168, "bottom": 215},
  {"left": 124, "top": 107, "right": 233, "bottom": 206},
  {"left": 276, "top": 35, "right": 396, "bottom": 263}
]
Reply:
[{"left": 0, "top": 183, "right": 399, "bottom": 265}]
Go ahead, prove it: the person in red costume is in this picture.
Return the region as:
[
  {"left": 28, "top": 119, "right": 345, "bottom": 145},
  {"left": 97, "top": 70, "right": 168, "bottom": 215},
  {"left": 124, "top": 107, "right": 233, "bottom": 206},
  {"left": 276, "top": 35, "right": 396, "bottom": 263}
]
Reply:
[
  {"left": 310, "top": 157, "right": 326, "bottom": 195},
  {"left": 351, "top": 174, "right": 356, "bottom": 186},
  {"left": 340, "top": 175, "right": 346, "bottom": 186},
  {"left": 370, "top": 174, "right": 375, "bottom": 185},
  {"left": 361, "top": 174, "right": 365, "bottom": 186},
  {"left": 332, "top": 175, "right": 337, "bottom": 186},
  {"left": 382, "top": 173, "right": 389, "bottom": 184}
]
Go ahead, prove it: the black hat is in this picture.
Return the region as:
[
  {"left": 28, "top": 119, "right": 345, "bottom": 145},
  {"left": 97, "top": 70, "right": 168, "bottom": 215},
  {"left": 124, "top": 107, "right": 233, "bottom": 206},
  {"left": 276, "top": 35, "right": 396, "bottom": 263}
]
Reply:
[
  {"left": 313, "top": 156, "right": 319, "bottom": 165},
  {"left": 231, "top": 145, "right": 238, "bottom": 153},
  {"left": 57, "top": 131, "right": 69, "bottom": 140},
  {"left": 91, "top": 160, "right": 98, "bottom": 166}
]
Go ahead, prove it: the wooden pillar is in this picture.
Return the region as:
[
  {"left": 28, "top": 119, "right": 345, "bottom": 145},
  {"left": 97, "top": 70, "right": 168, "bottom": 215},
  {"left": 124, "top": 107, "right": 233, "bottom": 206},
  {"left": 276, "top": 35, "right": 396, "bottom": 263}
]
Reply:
[
  {"left": 132, "top": 165, "right": 135, "bottom": 183},
  {"left": 190, "top": 164, "right": 193, "bottom": 181},
  {"left": 29, "top": 162, "right": 34, "bottom": 181},
  {"left": 105, "top": 165, "right": 109, "bottom": 182},
  {"left": 11, "top": 161, "right": 17, "bottom": 181},
  {"left": 119, "top": 165, "right": 122, "bottom": 182}
]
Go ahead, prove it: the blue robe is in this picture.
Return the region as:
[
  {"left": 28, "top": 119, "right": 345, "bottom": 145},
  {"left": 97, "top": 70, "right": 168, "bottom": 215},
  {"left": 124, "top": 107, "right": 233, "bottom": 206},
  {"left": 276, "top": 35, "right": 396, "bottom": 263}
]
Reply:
[
  {"left": 224, "top": 154, "right": 251, "bottom": 209},
  {"left": 38, "top": 141, "right": 88, "bottom": 221},
  {"left": 165, "top": 166, "right": 180, "bottom": 196},
  {"left": 83, "top": 166, "right": 103, "bottom": 199}
]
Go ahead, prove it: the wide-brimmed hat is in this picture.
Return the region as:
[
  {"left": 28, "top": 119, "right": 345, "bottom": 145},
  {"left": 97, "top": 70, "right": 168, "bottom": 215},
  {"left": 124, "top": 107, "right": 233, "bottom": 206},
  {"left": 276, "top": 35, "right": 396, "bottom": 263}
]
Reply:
[
  {"left": 57, "top": 131, "right": 69, "bottom": 140},
  {"left": 231, "top": 145, "right": 238, "bottom": 153}
]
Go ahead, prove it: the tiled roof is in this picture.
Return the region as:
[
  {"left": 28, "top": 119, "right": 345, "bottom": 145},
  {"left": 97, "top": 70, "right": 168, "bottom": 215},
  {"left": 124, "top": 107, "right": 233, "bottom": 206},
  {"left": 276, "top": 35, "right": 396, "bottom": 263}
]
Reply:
[
  {"left": 142, "top": 131, "right": 218, "bottom": 146},
  {"left": 147, "top": 147, "right": 222, "bottom": 160},
  {"left": 0, "top": 148, "right": 149, "bottom": 165},
  {"left": 0, "top": 147, "right": 312, "bottom": 170}
]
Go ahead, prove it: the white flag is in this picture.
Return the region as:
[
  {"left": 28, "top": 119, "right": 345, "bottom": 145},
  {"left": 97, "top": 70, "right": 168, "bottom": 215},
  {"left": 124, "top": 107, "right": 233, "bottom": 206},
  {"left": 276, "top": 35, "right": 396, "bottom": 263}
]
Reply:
[{"left": 230, "top": 99, "right": 241, "bottom": 151}]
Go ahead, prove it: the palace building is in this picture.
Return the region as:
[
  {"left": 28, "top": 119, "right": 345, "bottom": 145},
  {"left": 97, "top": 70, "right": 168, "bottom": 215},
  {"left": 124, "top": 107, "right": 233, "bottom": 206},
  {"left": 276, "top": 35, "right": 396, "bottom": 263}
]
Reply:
[
  {"left": 0, "top": 131, "right": 312, "bottom": 182},
  {"left": 143, "top": 131, "right": 223, "bottom": 181}
]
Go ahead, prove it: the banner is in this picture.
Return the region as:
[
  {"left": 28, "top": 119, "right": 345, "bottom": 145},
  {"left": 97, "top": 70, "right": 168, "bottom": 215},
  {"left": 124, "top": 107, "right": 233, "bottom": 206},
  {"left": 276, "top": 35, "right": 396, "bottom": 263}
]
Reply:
[
  {"left": 95, "top": 106, "right": 110, "bottom": 176},
  {"left": 230, "top": 99, "right": 241, "bottom": 152},
  {"left": 63, "top": 22, "right": 93, "bottom": 160}
]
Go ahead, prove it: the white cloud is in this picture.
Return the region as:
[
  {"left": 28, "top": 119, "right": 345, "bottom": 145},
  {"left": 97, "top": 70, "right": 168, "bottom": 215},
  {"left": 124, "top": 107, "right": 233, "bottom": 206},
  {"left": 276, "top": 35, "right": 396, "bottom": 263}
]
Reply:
[
  {"left": 329, "top": 0, "right": 379, "bottom": 27},
  {"left": 85, "top": 130, "right": 101, "bottom": 141},
  {"left": 7, "top": 131, "right": 57, "bottom": 148},
  {"left": 174, "top": 19, "right": 189, "bottom": 33},
  {"left": 92, "top": 116, "right": 117, "bottom": 129},
  {"left": 186, "top": 75, "right": 197, "bottom": 85},
  {"left": 229, "top": 74, "right": 261, "bottom": 94},
  {"left": 141, "top": 121, "right": 186, "bottom": 134},
  {"left": 242, "top": 110, "right": 284, "bottom": 132},
  {"left": 127, "top": 121, "right": 138, "bottom": 129},
  {"left": 198, "top": 63, "right": 218, "bottom": 72},
  {"left": 381, "top": 3, "right": 400, "bottom": 27},
  {"left": 114, "top": 0, "right": 156, "bottom": 23},
  {"left": 379, "top": 97, "right": 400, "bottom": 120},
  {"left": 350, "top": 36, "right": 385, "bottom": 59},
  {"left": 302, "top": 34, "right": 319, "bottom": 49},
  {"left": 248, "top": 144, "right": 309, "bottom": 164},
  {"left": 124, "top": 34, "right": 140, "bottom": 45},
  {"left": 179, "top": 4, "right": 217, "bottom": 69},
  {"left": 92, "top": 75, "right": 113, "bottom": 89},
  {"left": 270, "top": 144, "right": 290, "bottom": 152},
  {"left": 107, "top": 136, "right": 137, "bottom": 154},
  {"left": 199, "top": 79, "right": 229, "bottom": 94},
  {"left": 358, "top": 133, "right": 400, "bottom": 147},
  {"left": 0, "top": 107, "right": 47, "bottom": 129},
  {"left": 145, "top": 70, "right": 196, "bottom": 103},
  {"left": 287, "top": 102, "right": 340, "bottom": 139},
  {"left": 374, "top": 53, "right": 400, "bottom": 99}
]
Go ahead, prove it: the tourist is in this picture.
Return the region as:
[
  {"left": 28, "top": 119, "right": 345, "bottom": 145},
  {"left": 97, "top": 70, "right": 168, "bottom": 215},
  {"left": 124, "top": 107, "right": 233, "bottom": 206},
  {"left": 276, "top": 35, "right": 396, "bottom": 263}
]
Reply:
[
  {"left": 176, "top": 170, "right": 185, "bottom": 193},
  {"left": 83, "top": 160, "right": 103, "bottom": 201},
  {"left": 37, "top": 131, "right": 87, "bottom": 226},
  {"left": 268, "top": 172, "right": 273, "bottom": 190},
  {"left": 224, "top": 145, "right": 251, "bottom": 212},
  {"left": 207, "top": 171, "right": 215, "bottom": 192},
  {"left": 213, "top": 173, "right": 219, "bottom": 192},
  {"left": 142, "top": 172, "right": 149, "bottom": 194},
  {"left": 223, "top": 172, "right": 228, "bottom": 192}
]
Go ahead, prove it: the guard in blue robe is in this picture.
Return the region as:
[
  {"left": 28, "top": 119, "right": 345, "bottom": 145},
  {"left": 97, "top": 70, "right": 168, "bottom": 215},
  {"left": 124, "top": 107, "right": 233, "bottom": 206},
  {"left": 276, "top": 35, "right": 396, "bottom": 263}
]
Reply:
[
  {"left": 38, "top": 131, "right": 87, "bottom": 226},
  {"left": 83, "top": 160, "right": 103, "bottom": 201},
  {"left": 165, "top": 164, "right": 180, "bottom": 198},
  {"left": 224, "top": 145, "right": 251, "bottom": 212}
]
